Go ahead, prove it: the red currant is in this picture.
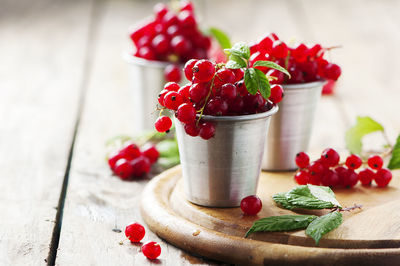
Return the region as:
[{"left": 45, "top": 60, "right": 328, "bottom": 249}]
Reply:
[
  {"left": 164, "top": 64, "right": 181, "bottom": 82},
  {"left": 199, "top": 122, "right": 215, "bottom": 140},
  {"left": 308, "top": 161, "right": 325, "bottom": 176},
  {"left": 343, "top": 169, "right": 359, "bottom": 188},
  {"left": 171, "top": 35, "right": 191, "bottom": 55},
  {"left": 131, "top": 155, "right": 151, "bottom": 177},
  {"left": 308, "top": 173, "right": 321, "bottom": 185},
  {"left": 213, "top": 68, "right": 236, "bottom": 89},
  {"left": 294, "top": 170, "right": 310, "bottom": 185},
  {"left": 320, "top": 148, "right": 340, "bottom": 167},
  {"left": 163, "top": 91, "right": 184, "bottom": 110},
  {"left": 125, "top": 223, "right": 145, "bottom": 242},
  {"left": 142, "top": 241, "right": 161, "bottom": 260},
  {"left": 271, "top": 40, "right": 288, "bottom": 58},
  {"left": 192, "top": 60, "right": 215, "bottom": 82},
  {"left": 257, "top": 35, "right": 274, "bottom": 52},
  {"left": 358, "top": 168, "right": 374, "bottom": 186},
  {"left": 177, "top": 84, "right": 191, "bottom": 100},
  {"left": 155, "top": 116, "right": 172, "bottom": 132},
  {"left": 269, "top": 85, "right": 284, "bottom": 104},
  {"left": 152, "top": 34, "right": 169, "bottom": 54},
  {"left": 220, "top": 83, "right": 237, "bottom": 100},
  {"left": 158, "top": 89, "right": 169, "bottom": 106},
  {"left": 334, "top": 166, "right": 348, "bottom": 187},
  {"left": 240, "top": 195, "right": 262, "bottom": 215},
  {"left": 114, "top": 159, "right": 134, "bottom": 180},
  {"left": 323, "top": 63, "right": 341, "bottom": 81},
  {"left": 176, "top": 103, "right": 196, "bottom": 123},
  {"left": 183, "top": 59, "right": 198, "bottom": 81},
  {"left": 205, "top": 97, "right": 228, "bottom": 116},
  {"left": 136, "top": 47, "right": 156, "bottom": 60},
  {"left": 345, "top": 154, "right": 362, "bottom": 169},
  {"left": 164, "top": 81, "right": 180, "bottom": 92},
  {"left": 119, "top": 144, "right": 141, "bottom": 160},
  {"left": 367, "top": 155, "right": 383, "bottom": 170},
  {"left": 295, "top": 152, "right": 310, "bottom": 168},
  {"left": 321, "top": 169, "right": 340, "bottom": 187},
  {"left": 142, "top": 145, "right": 160, "bottom": 164},
  {"left": 291, "top": 43, "right": 308, "bottom": 62},
  {"left": 374, "top": 168, "right": 392, "bottom": 187},
  {"left": 184, "top": 122, "right": 200, "bottom": 137},
  {"left": 189, "top": 82, "right": 209, "bottom": 104},
  {"left": 108, "top": 152, "right": 122, "bottom": 171}
]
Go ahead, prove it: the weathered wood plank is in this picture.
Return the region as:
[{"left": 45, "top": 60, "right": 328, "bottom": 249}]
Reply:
[{"left": 0, "top": 0, "right": 93, "bottom": 265}]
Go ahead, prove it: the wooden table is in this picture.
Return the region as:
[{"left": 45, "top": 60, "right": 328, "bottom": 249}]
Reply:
[{"left": 1, "top": 0, "right": 399, "bottom": 265}]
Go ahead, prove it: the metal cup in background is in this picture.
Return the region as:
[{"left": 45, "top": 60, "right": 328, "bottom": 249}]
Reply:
[
  {"left": 175, "top": 105, "right": 279, "bottom": 207},
  {"left": 262, "top": 81, "right": 325, "bottom": 171},
  {"left": 124, "top": 54, "right": 182, "bottom": 131}
]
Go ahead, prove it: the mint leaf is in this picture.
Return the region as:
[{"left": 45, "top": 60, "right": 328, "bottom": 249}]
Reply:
[
  {"left": 245, "top": 215, "right": 317, "bottom": 237},
  {"left": 286, "top": 185, "right": 339, "bottom": 209},
  {"left": 207, "top": 27, "right": 231, "bottom": 50},
  {"left": 307, "top": 184, "right": 341, "bottom": 208},
  {"left": 244, "top": 68, "right": 271, "bottom": 99},
  {"left": 225, "top": 42, "right": 250, "bottom": 60},
  {"left": 272, "top": 192, "right": 295, "bottom": 210},
  {"left": 388, "top": 134, "right": 400, "bottom": 169},
  {"left": 345, "top": 116, "right": 385, "bottom": 154},
  {"left": 255, "top": 68, "right": 270, "bottom": 99},
  {"left": 305, "top": 212, "right": 343, "bottom": 245},
  {"left": 253, "top": 60, "right": 291, "bottom": 78},
  {"left": 226, "top": 54, "right": 247, "bottom": 69},
  {"left": 156, "top": 139, "right": 179, "bottom": 158}
]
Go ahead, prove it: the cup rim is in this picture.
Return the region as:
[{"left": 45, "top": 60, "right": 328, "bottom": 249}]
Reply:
[
  {"left": 123, "top": 52, "right": 185, "bottom": 68},
  {"left": 197, "top": 105, "right": 279, "bottom": 122},
  {"left": 282, "top": 80, "right": 327, "bottom": 90}
]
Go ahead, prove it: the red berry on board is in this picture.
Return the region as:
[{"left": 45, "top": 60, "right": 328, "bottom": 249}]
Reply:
[
  {"left": 343, "top": 169, "right": 359, "bottom": 188},
  {"left": 334, "top": 166, "right": 348, "bottom": 187},
  {"left": 142, "top": 145, "right": 160, "bottom": 164},
  {"left": 320, "top": 148, "right": 340, "bottom": 167},
  {"left": 308, "top": 161, "right": 325, "bottom": 176},
  {"left": 164, "top": 81, "right": 180, "bottom": 92},
  {"left": 345, "top": 154, "right": 362, "bottom": 169},
  {"left": 183, "top": 59, "right": 198, "bottom": 81},
  {"left": 155, "top": 116, "right": 172, "bottom": 132},
  {"left": 367, "top": 155, "right": 384, "bottom": 170},
  {"left": 358, "top": 168, "right": 375, "bottom": 186},
  {"left": 142, "top": 241, "right": 162, "bottom": 260},
  {"left": 125, "top": 223, "right": 145, "bottom": 242},
  {"left": 114, "top": 159, "right": 134, "bottom": 180},
  {"left": 192, "top": 60, "right": 215, "bottom": 82},
  {"left": 163, "top": 91, "right": 184, "bottom": 110},
  {"left": 374, "top": 168, "right": 392, "bottom": 187},
  {"left": 308, "top": 172, "right": 322, "bottom": 185},
  {"left": 164, "top": 64, "right": 181, "bottom": 83},
  {"left": 119, "top": 144, "right": 141, "bottom": 160},
  {"left": 257, "top": 35, "right": 274, "bottom": 52},
  {"left": 321, "top": 169, "right": 340, "bottom": 187},
  {"left": 269, "top": 84, "right": 284, "bottom": 104},
  {"left": 176, "top": 103, "right": 197, "bottom": 123},
  {"left": 131, "top": 155, "right": 151, "bottom": 177},
  {"left": 295, "top": 152, "right": 310, "bottom": 168},
  {"left": 240, "top": 195, "right": 262, "bottom": 215},
  {"left": 294, "top": 170, "right": 310, "bottom": 185},
  {"left": 199, "top": 122, "right": 215, "bottom": 140},
  {"left": 184, "top": 122, "right": 200, "bottom": 137}
]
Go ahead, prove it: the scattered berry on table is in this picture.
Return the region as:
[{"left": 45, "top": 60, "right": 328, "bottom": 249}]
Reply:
[
  {"left": 125, "top": 223, "right": 145, "bottom": 242},
  {"left": 358, "top": 168, "right": 374, "bottom": 186},
  {"left": 374, "top": 168, "right": 392, "bottom": 187},
  {"left": 142, "top": 241, "right": 162, "bottom": 260},
  {"left": 295, "top": 152, "right": 310, "bottom": 168},
  {"left": 240, "top": 195, "right": 262, "bottom": 215},
  {"left": 345, "top": 154, "right": 362, "bottom": 169}
]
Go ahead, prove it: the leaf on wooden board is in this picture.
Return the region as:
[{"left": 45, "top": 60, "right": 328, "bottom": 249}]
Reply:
[
  {"left": 305, "top": 211, "right": 343, "bottom": 245},
  {"left": 286, "top": 185, "right": 338, "bottom": 209},
  {"left": 272, "top": 192, "right": 295, "bottom": 210},
  {"left": 388, "top": 134, "right": 400, "bottom": 169}
]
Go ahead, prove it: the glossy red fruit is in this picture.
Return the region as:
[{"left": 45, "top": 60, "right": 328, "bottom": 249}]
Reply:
[
  {"left": 163, "top": 91, "right": 184, "bottom": 110},
  {"left": 171, "top": 35, "right": 191, "bottom": 55},
  {"left": 345, "top": 154, "right": 362, "bottom": 170},
  {"left": 136, "top": 47, "right": 156, "bottom": 60},
  {"left": 192, "top": 60, "right": 215, "bottom": 82},
  {"left": 177, "top": 84, "right": 191, "bottom": 100},
  {"left": 334, "top": 166, "right": 348, "bottom": 187},
  {"left": 243, "top": 93, "right": 265, "bottom": 113},
  {"left": 240, "top": 195, "right": 262, "bottom": 215},
  {"left": 125, "top": 223, "right": 145, "bottom": 242},
  {"left": 153, "top": 3, "right": 169, "bottom": 21},
  {"left": 269, "top": 85, "right": 284, "bottom": 104},
  {"left": 142, "top": 145, "right": 160, "bottom": 164},
  {"left": 220, "top": 83, "right": 237, "bottom": 100},
  {"left": 271, "top": 40, "right": 288, "bottom": 58},
  {"left": 343, "top": 169, "right": 359, "bottom": 188},
  {"left": 158, "top": 89, "right": 169, "bottom": 106},
  {"left": 320, "top": 148, "right": 340, "bottom": 167},
  {"left": 180, "top": 0, "right": 194, "bottom": 12},
  {"left": 131, "top": 155, "right": 151, "bottom": 177},
  {"left": 152, "top": 34, "right": 169, "bottom": 54},
  {"left": 214, "top": 69, "right": 236, "bottom": 89},
  {"left": 321, "top": 169, "right": 340, "bottom": 187},
  {"left": 142, "top": 241, "right": 161, "bottom": 260},
  {"left": 308, "top": 44, "right": 324, "bottom": 58},
  {"left": 108, "top": 152, "right": 123, "bottom": 170},
  {"left": 114, "top": 159, "right": 134, "bottom": 179},
  {"left": 367, "top": 155, "right": 384, "bottom": 170},
  {"left": 308, "top": 173, "right": 322, "bottom": 185},
  {"left": 374, "top": 168, "right": 392, "bottom": 187},
  {"left": 119, "top": 144, "right": 141, "bottom": 160},
  {"left": 176, "top": 103, "right": 196, "bottom": 123},
  {"left": 164, "top": 64, "right": 181, "bottom": 82},
  {"left": 205, "top": 97, "right": 228, "bottom": 116},
  {"left": 323, "top": 63, "right": 341, "bottom": 81},
  {"left": 189, "top": 82, "right": 209, "bottom": 104},
  {"left": 232, "top": 68, "right": 244, "bottom": 82},
  {"left": 266, "top": 69, "right": 284, "bottom": 85},
  {"left": 184, "top": 122, "right": 200, "bottom": 136},
  {"left": 178, "top": 10, "right": 196, "bottom": 28},
  {"left": 155, "top": 116, "right": 172, "bottom": 132},
  {"left": 295, "top": 152, "right": 310, "bottom": 168},
  {"left": 199, "top": 122, "right": 215, "bottom": 140},
  {"left": 228, "top": 97, "right": 244, "bottom": 114},
  {"left": 294, "top": 170, "right": 310, "bottom": 185},
  {"left": 308, "top": 161, "right": 325, "bottom": 176},
  {"left": 183, "top": 59, "right": 198, "bottom": 81},
  {"left": 164, "top": 81, "right": 180, "bottom": 92},
  {"left": 358, "top": 168, "right": 375, "bottom": 186},
  {"left": 292, "top": 43, "right": 308, "bottom": 62}
]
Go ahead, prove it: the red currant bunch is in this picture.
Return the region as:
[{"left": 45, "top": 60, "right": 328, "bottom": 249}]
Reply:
[
  {"left": 250, "top": 33, "right": 342, "bottom": 94},
  {"left": 130, "top": 1, "right": 211, "bottom": 64},
  {"left": 294, "top": 150, "right": 392, "bottom": 188},
  {"left": 108, "top": 143, "right": 160, "bottom": 180}
]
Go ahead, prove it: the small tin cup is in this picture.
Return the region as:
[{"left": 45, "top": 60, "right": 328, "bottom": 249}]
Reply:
[{"left": 175, "top": 105, "right": 279, "bottom": 207}]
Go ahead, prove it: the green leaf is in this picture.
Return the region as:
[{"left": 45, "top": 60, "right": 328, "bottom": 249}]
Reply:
[
  {"left": 286, "top": 185, "right": 339, "bottom": 209},
  {"left": 272, "top": 192, "right": 295, "bottom": 210},
  {"left": 226, "top": 54, "right": 247, "bottom": 69},
  {"left": 157, "top": 156, "right": 180, "bottom": 169},
  {"left": 225, "top": 42, "right": 250, "bottom": 60},
  {"left": 207, "top": 27, "right": 231, "bottom": 50},
  {"left": 305, "top": 212, "right": 343, "bottom": 245},
  {"left": 253, "top": 60, "right": 291, "bottom": 78},
  {"left": 156, "top": 139, "right": 179, "bottom": 158},
  {"left": 255, "top": 68, "right": 271, "bottom": 99},
  {"left": 307, "top": 184, "right": 341, "bottom": 208},
  {"left": 244, "top": 68, "right": 271, "bottom": 99},
  {"left": 345, "top": 116, "right": 385, "bottom": 154},
  {"left": 245, "top": 215, "right": 317, "bottom": 237},
  {"left": 388, "top": 134, "right": 400, "bottom": 169}
]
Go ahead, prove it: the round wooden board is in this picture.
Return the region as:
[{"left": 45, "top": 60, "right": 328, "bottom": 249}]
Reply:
[{"left": 140, "top": 166, "right": 400, "bottom": 265}]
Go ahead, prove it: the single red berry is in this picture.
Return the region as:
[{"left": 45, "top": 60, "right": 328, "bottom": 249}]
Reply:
[
  {"left": 164, "top": 64, "right": 181, "bottom": 83},
  {"left": 177, "top": 84, "right": 191, "bottom": 100},
  {"left": 176, "top": 103, "right": 196, "bottom": 123},
  {"left": 199, "top": 122, "right": 215, "bottom": 140},
  {"left": 374, "top": 168, "right": 392, "bottom": 187},
  {"left": 308, "top": 161, "right": 325, "bottom": 176},
  {"left": 164, "top": 81, "right": 180, "bottom": 92},
  {"left": 343, "top": 169, "right": 359, "bottom": 188},
  {"left": 308, "top": 173, "right": 322, "bottom": 185},
  {"left": 142, "top": 241, "right": 161, "bottom": 260},
  {"left": 240, "top": 195, "right": 262, "bottom": 215},
  {"left": 243, "top": 93, "right": 265, "bottom": 113},
  {"left": 367, "top": 155, "right": 384, "bottom": 170},
  {"left": 178, "top": 10, "right": 196, "bottom": 28},
  {"left": 184, "top": 122, "right": 200, "bottom": 137},
  {"left": 183, "top": 59, "right": 198, "bottom": 81},
  {"left": 108, "top": 152, "right": 123, "bottom": 170},
  {"left": 269, "top": 85, "right": 284, "bottom": 104},
  {"left": 294, "top": 170, "right": 310, "bottom": 185},
  {"left": 232, "top": 68, "right": 244, "bottom": 82},
  {"left": 257, "top": 35, "right": 274, "bottom": 52},
  {"left": 164, "top": 91, "right": 184, "bottom": 110},
  {"left": 219, "top": 83, "right": 237, "bottom": 100},
  {"left": 291, "top": 43, "right": 308, "bottom": 62},
  {"left": 266, "top": 69, "right": 284, "bottom": 84},
  {"left": 189, "top": 82, "right": 209, "bottom": 104},
  {"left": 119, "top": 144, "right": 141, "bottom": 160},
  {"left": 205, "top": 97, "right": 228, "bottom": 116},
  {"left": 192, "top": 60, "right": 215, "bottom": 82},
  {"left": 334, "top": 166, "right": 348, "bottom": 187},
  {"left": 136, "top": 47, "right": 156, "bottom": 60},
  {"left": 295, "top": 152, "right": 310, "bottom": 168},
  {"left": 345, "top": 154, "right": 362, "bottom": 170},
  {"left": 131, "top": 155, "right": 151, "bottom": 177},
  {"left": 151, "top": 34, "right": 169, "bottom": 54},
  {"left": 171, "top": 35, "right": 191, "bottom": 55},
  {"left": 321, "top": 169, "right": 340, "bottom": 187},
  {"left": 213, "top": 68, "right": 236, "bottom": 89},
  {"left": 228, "top": 97, "right": 244, "bottom": 114},
  {"left": 142, "top": 145, "right": 160, "bottom": 164},
  {"left": 323, "top": 63, "right": 341, "bottom": 81},
  {"left": 153, "top": 3, "right": 168, "bottom": 21},
  {"left": 114, "top": 159, "right": 134, "bottom": 180},
  {"left": 308, "top": 44, "right": 324, "bottom": 58},
  {"left": 180, "top": 0, "right": 194, "bottom": 12},
  {"left": 358, "top": 168, "right": 375, "bottom": 186},
  {"left": 271, "top": 40, "right": 288, "bottom": 58},
  {"left": 158, "top": 89, "right": 169, "bottom": 106},
  {"left": 320, "top": 148, "right": 340, "bottom": 167},
  {"left": 125, "top": 223, "right": 145, "bottom": 242},
  {"left": 162, "top": 12, "right": 179, "bottom": 27},
  {"left": 155, "top": 116, "right": 172, "bottom": 132}
]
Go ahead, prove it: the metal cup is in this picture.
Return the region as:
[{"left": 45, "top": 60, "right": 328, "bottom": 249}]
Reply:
[
  {"left": 262, "top": 81, "right": 325, "bottom": 171},
  {"left": 124, "top": 54, "right": 182, "bottom": 131},
  {"left": 175, "top": 105, "right": 279, "bottom": 207}
]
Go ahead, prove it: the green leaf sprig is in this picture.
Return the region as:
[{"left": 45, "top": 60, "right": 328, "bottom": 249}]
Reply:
[
  {"left": 246, "top": 185, "right": 361, "bottom": 245},
  {"left": 224, "top": 42, "right": 290, "bottom": 100}
]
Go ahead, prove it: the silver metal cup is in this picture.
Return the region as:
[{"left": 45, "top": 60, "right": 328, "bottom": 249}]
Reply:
[
  {"left": 124, "top": 54, "right": 182, "bottom": 131},
  {"left": 175, "top": 105, "right": 279, "bottom": 207},
  {"left": 262, "top": 81, "right": 325, "bottom": 171}
]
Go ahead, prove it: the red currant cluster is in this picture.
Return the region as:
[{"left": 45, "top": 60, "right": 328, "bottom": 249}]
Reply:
[
  {"left": 124, "top": 223, "right": 161, "bottom": 260},
  {"left": 155, "top": 59, "right": 283, "bottom": 139},
  {"left": 294, "top": 149, "right": 393, "bottom": 188},
  {"left": 108, "top": 143, "right": 159, "bottom": 180},
  {"left": 249, "top": 33, "right": 342, "bottom": 86},
  {"left": 130, "top": 1, "right": 211, "bottom": 63}
]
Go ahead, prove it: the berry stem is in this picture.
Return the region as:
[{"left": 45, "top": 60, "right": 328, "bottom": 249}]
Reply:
[
  {"left": 338, "top": 204, "right": 362, "bottom": 212},
  {"left": 196, "top": 75, "right": 216, "bottom": 124}
]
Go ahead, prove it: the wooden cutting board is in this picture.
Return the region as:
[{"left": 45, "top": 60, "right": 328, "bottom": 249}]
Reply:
[{"left": 140, "top": 166, "right": 400, "bottom": 265}]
